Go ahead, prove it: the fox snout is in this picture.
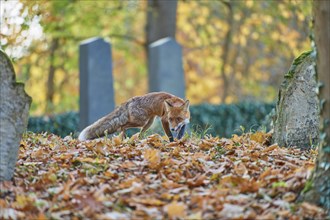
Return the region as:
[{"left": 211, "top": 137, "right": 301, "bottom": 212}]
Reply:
[
  {"left": 171, "top": 121, "right": 185, "bottom": 132},
  {"left": 170, "top": 119, "right": 190, "bottom": 139}
]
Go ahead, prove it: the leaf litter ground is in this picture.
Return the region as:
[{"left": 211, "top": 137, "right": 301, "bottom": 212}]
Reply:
[{"left": 0, "top": 132, "right": 327, "bottom": 219}]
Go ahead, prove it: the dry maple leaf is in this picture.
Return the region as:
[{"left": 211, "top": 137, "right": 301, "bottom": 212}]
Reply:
[
  {"left": 147, "top": 134, "right": 164, "bottom": 147},
  {"left": 234, "top": 161, "right": 248, "bottom": 176},
  {"left": 250, "top": 131, "right": 268, "bottom": 144},
  {"left": 187, "top": 174, "right": 206, "bottom": 188},
  {"left": 299, "top": 202, "right": 325, "bottom": 217},
  {"left": 199, "top": 140, "right": 214, "bottom": 150},
  {"left": 164, "top": 201, "right": 187, "bottom": 218},
  {"left": 143, "top": 149, "right": 161, "bottom": 169}
]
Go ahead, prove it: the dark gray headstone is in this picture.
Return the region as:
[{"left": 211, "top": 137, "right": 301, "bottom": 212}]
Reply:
[
  {"left": 273, "top": 51, "right": 319, "bottom": 149},
  {"left": 148, "top": 37, "right": 185, "bottom": 98},
  {"left": 0, "top": 50, "right": 31, "bottom": 181},
  {"left": 79, "top": 37, "right": 115, "bottom": 130}
]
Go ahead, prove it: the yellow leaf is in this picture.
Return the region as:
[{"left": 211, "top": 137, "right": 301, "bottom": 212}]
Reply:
[
  {"left": 112, "top": 135, "right": 122, "bottom": 145},
  {"left": 143, "top": 149, "right": 161, "bottom": 169},
  {"left": 133, "top": 198, "right": 165, "bottom": 206},
  {"left": 14, "top": 195, "right": 32, "bottom": 209},
  {"left": 165, "top": 201, "right": 186, "bottom": 218},
  {"left": 172, "top": 147, "right": 181, "bottom": 157},
  {"left": 232, "top": 134, "right": 241, "bottom": 143},
  {"left": 250, "top": 131, "right": 267, "bottom": 144},
  {"left": 147, "top": 134, "right": 163, "bottom": 147},
  {"left": 262, "top": 144, "right": 278, "bottom": 153},
  {"left": 48, "top": 173, "right": 57, "bottom": 182},
  {"left": 187, "top": 211, "right": 202, "bottom": 220},
  {"left": 199, "top": 140, "right": 214, "bottom": 150}
]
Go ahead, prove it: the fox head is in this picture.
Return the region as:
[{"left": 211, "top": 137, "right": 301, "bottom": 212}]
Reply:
[{"left": 164, "top": 98, "right": 190, "bottom": 139}]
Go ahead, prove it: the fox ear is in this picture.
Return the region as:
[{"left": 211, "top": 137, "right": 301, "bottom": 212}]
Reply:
[
  {"left": 184, "top": 100, "right": 190, "bottom": 110},
  {"left": 164, "top": 100, "right": 173, "bottom": 110}
]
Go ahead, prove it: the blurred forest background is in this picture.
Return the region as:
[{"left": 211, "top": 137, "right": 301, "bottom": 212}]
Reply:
[{"left": 1, "top": 0, "right": 312, "bottom": 116}]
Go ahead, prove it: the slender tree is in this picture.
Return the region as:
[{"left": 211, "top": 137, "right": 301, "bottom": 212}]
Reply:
[
  {"left": 45, "top": 38, "right": 59, "bottom": 112},
  {"left": 145, "top": 0, "right": 178, "bottom": 48},
  {"left": 219, "top": 0, "right": 234, "bottom": 103},
  {"left": 302, "top": 0, "right": 330, "bottom": 212}
]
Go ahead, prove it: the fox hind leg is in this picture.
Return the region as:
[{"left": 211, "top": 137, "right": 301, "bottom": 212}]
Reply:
[{"left": 119, "top": 127, "right": 127, "bottom": 140}]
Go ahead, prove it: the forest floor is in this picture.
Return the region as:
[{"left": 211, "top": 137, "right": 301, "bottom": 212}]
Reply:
[{"left": 0, "top": 132, "right": 327, "bottom": 219}]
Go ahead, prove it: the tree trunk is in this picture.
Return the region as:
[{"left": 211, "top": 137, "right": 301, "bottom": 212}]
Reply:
[
  {"left": 302, "top": 0, "right": 330, "bottom": 213},
  {"left": 316, "top": 1, "right": 330, "bottom": 147},
  {"left": 145, "top": 0, "right": 178, "bottom": 48},
  {"left": 45, "top": 38, "right": 59, "bottom": 113},
  {"left": 220, "top": 1, "right": 234, "bottom": 103}
]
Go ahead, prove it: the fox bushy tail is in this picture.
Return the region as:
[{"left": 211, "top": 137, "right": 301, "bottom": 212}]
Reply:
[{"left": 78, "top": 105, "right": 129, "bottom": 141}]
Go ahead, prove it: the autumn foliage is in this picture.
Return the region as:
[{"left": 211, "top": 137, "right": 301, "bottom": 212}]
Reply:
[{"left": 0, "top": 132, "right": 327, "bottom": 219}]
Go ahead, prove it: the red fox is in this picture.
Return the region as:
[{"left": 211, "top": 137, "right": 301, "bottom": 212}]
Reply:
[{"left": 78, "top": 92, "right": 190, "bottom": 142}]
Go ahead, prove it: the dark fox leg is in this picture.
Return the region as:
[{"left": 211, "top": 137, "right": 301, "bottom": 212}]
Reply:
[{"left": 161, "top": 117, "right": 174, "bottom": 142}]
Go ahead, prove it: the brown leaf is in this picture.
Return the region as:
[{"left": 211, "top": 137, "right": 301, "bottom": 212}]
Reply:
[
  {"left": 131, "top": 198, "right": 165, "bottom": 206},
  {"left": 282, "top": 192, "right": 296, "bottom": 202},
  {"left": 256, "top": 212, "right": 276, "bottom": 220},
  {"left": 234, "top": 162, "right": 248, "bottom": 176},
  {"left": 187, "top": 174, "right": 206, "bottom": 187},
  {"left": 262, "top": 144, "right": 279, "bottom": 153},
  {"left": 74, "top": 193, "right": 103, "bottom": 216},
  {"left": 300, "top": 202, "right": 325, "bottom": 216}
]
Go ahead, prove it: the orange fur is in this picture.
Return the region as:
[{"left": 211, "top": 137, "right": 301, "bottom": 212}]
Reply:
[{"left": 78, "top": 92, "right": 190, "bottom": 141}]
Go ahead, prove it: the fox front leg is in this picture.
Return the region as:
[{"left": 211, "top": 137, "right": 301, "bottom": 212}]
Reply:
[
  {"left": 139, "top": 116, "right": 155, "bottom": 138},
  {"left": 161, "top": 117, "right": 174, "bottom": 142}
]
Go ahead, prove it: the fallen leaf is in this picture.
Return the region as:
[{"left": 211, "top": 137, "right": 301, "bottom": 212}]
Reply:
[
  {"left": 187, "top": 174, "right": 206, "bottom": 187},
  {"left": 234, "top": 162, "right": 248, "bottom": 176},
  {"left": 164, "top": 201, "right": 186, "bottom": 218},
  {"left": 144, "top": 149, "right": 161, "bottom": 169},
  {"left": 199, "top": 140, "right": 214, "bottom": 150}
]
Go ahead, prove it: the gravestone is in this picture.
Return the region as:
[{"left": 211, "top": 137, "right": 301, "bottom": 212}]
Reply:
[
  {"left": 79, "top": 37, "right": 115, "bottom": 130},
  {"left": 273, "top": 51, "right": 319, "bottom": 149},
  {"left": 0, "top": 50, "right": 31, "bottom": 181},
  {"left": 148, "top": 37, "right": 186, "bottom": 98}
]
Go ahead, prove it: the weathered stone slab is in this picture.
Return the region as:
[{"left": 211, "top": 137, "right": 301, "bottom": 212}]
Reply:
[
  {"left": 79, "top": 37, "right": 115, "bottom": 130},
  {"left": 0, "top": 50, "right": 31, "bottom": 181},
  {"left": 148, "top": 37, "right": 185, "bottom": 98},
  {"left": 273, "top": 51, "right": 319, "bottom": 149}
]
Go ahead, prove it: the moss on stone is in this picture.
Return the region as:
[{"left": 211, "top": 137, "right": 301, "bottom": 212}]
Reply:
[{"left": 285, "top": 50, "right": 313, "bottom": 79}]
